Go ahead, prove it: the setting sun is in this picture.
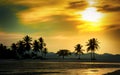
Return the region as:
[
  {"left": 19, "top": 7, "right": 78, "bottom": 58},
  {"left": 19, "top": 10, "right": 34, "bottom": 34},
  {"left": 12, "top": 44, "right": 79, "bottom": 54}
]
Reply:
[{"left": 80, "top": 7, "right": 103, "bottom": 22}]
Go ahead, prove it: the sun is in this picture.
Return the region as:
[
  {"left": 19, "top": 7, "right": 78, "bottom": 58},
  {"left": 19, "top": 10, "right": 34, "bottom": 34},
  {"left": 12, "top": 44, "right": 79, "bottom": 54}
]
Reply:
[
  {"left": 80, "top": 7, "right": 103, "bottom": 22},
  {"left": 75, "top": 7, "right": 104, "bottom": 31}
]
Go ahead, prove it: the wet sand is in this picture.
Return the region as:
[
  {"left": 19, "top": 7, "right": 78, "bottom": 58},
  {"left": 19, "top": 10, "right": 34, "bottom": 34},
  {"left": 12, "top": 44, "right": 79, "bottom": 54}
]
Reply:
[{"left": 0, "top": 59, "right": 120, "bottom": 75}]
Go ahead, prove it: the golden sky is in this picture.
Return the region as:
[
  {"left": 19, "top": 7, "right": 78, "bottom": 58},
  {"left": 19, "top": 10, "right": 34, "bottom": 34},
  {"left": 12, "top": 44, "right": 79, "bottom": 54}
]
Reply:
[{"left": 0, "top": 0, "right": 120, "bottom": 54}]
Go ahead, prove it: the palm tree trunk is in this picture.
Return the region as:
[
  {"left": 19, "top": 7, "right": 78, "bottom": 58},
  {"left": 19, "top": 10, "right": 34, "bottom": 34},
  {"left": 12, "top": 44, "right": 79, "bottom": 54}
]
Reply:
[
  {"left": 93, "top": 51, "right": 96, "bottom": 60},
  {"left": 91, "top": 52, "right": 92, "bottom": 60}
]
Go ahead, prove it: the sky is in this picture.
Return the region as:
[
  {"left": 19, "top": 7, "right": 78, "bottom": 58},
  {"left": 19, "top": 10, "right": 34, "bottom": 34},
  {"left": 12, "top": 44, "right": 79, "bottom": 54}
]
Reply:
[{"left": 0, "top": 0, "right": 120, "bottom": 54}]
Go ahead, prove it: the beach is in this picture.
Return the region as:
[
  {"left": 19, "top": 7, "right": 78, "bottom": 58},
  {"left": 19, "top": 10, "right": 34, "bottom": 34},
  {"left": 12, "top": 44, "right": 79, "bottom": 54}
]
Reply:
[{"left": 0, "top": 59, "right": 120, "bottom": 75}]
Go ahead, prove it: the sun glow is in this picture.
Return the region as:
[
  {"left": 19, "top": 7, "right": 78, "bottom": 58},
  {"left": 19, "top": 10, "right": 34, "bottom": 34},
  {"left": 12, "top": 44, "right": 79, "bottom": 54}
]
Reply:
[
  {"left": 88, "top": 0, "right": 96, "bottom": 6},
  {"left": 80, "top": 7, "right": 103, "bottom": 22},
  {"left": 75, "top": 7, "right": 104, "bottom": 31}
]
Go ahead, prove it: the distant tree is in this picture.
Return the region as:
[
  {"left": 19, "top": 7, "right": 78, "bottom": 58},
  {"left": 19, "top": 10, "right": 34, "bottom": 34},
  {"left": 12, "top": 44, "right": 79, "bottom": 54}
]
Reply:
[
  {"left": 43, "top": 48, "right": 48, "bottom": 58},
  {"left": 0, "top": 43, "right": 11, "bottom": 58},
  {"left": 0, "top": 43, "right": 5, "bottom": 58},
  {"left": 23, "top": 35, "right": 32, "bottom": 51},
  {"left": 32, "top": 40, "right": 40, "bottom": 58},
  {"left": 86, "top": 38, "right": 99, "bottom": 60},
  {"left": 0, "top": 36, "right": 48, "bottom": 59},
  {"left": 33, "top": 40, "right": 39, "bottom": 52},
  {"left": 74, "top": 44, "right": 84, "bottom": 59},
  {"left": 56, "top": 49, "right": 71, "bottom": 59},
  {"left": 11, "top": 43, "right": 18, "bottom": 58},
  {"left": 23, "top": 35, "right": 32, "bottom": 58},
  {"left": 38, "top": 37, "right": 46, "bottom": 58},
  {"left": 16, "top": 40, "right": 25, "bottom": 58}
]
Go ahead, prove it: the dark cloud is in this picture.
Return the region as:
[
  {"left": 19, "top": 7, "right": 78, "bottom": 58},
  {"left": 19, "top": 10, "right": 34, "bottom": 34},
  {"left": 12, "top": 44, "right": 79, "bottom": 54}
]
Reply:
[
  {"left": 97, "top": 5, "right": 120, "bottom": 12},
  {"left": 0, "top": 5, "right": 19, "bottom": 31},
  {"left": 0, "top": 4, "right": 38, "bottom": 33},
  {"left": 103, "top": 24, "right": 120, "bottom": 30},
  {"left": 0, "top": 0, "right": 66, "bottom": 8},
  {"left": 67, "top": 1, "right": 88, "bottom": 10}
]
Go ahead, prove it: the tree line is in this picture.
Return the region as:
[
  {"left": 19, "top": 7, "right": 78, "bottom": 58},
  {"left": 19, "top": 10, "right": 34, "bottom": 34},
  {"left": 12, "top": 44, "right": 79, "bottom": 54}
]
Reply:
[
  {"left": 0, "top": 35, "right": 99, "bottom": 60},
  {"left": 57, "top": 38, "right": 99, "bottom": 60},
  {"left": 0, "top": 35, "right": 47, "bottom": 59}
]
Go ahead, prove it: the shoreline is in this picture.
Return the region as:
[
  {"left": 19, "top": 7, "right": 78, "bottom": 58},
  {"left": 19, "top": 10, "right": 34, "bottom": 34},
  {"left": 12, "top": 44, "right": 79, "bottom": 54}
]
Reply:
[{"left": 0, "top": 58, "right": 120, "bottom": 63}]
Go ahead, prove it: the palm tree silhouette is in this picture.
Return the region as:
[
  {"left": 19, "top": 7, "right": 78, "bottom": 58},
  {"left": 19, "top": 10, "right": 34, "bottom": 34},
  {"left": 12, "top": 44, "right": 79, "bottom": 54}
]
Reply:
[
  {"left": 23, "top": 35, "right": 32, "bottom": 58},
  {"left": 0, "top": 44, "right": 4, "bottom": 58},
  {"left": 33, "top": 40, "right": 40, "bottom": 58},
  {"left": 74, "top": 44, "right": 84, "bottom": 59},
  {"left": 23, "top": 35, "right": 32, "bottom": 51},
  {"left": 38, "top": 37, "right": 46, "bottom": 57},
  {"left": 33, "top": 40, "right": 39, "bottom": 52},
  {"left": 16, "top": 40, "right": 25, "bottom": 58},
  {"left": 86, "top": 38, "right": 99, "bottom": 60},
  {"left": 11, "top": 43, "right": 18, "bottom": 58},
  {"left": 56, "top": 49, "right": 71, "bottom": 59},
  {"left": 43, "top": 48, "right": 48, "bottom": 58}
]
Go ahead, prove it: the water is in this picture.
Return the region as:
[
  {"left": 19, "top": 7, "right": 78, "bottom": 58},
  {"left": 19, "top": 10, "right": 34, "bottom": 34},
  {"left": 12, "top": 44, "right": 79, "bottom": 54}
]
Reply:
[{"left": 0, "top": 60, "right": 120, "bottom": 75}]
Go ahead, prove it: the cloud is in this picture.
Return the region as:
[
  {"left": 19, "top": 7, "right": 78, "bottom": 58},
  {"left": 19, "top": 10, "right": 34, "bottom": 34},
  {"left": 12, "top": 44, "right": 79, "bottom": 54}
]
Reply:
[
  {"left": 67, "top": 1, "right": 88, "bottom": 10},
  {"left": 17, "top": 7, "right": 60, "bottom": 24},
  {"left": 97, "top": 5, "right": 120, "bottom": 12},
  {"left": 95, "top": 0, "right": 120, "bottom": 12},
  {"left": 103, "top": 24, "right": 120, "bottom": 42},
  {"left": 32, "top": 14, "right": 83, "bottom": 36},
  {"left": 0, "top": 5, "right": 19, "bottom": 31},
  {"left": 103, "top": 24, "right": 120, "bottom": 31},
  {"left": 0, "top": 32, "right": 25, "bottom": 46}
]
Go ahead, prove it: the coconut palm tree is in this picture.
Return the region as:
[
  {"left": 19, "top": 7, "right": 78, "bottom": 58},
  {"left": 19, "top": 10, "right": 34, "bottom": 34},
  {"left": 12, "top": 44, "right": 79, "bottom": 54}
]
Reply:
[
  {"left": 0, "top": 43, "right": 4, "bottom": 58},
  {"left": 23, "top": 35, "right": 32, "bottom": 51},
  {"left": 33, "top": 40, "right": 39, "bottom": 52},
  {"left": 86, "top": 38, "right": 99, "bottom": 60},
  {"left": 23, "top": 35, "right": 33, "bottom": 58},
  {"left": 17, "top": 40, "right": 25, "bottom": 58},
  {"left": 56, "top": 49, "right": 71, "bottom": 59},
  {"left": 11, "top": 43, "right": 18, "bottom": 58},
  {"left": 43, "top": 48, "right": 48, "bottom": 58},
  {"left": 38, "top": 37, "right": 46, "bottom": 57},
  {"left": 32, "top": 40, "right": 40, "bottom": 58},
  {"left": 74, "top": 44, "right": 84, "bottom": 59}
]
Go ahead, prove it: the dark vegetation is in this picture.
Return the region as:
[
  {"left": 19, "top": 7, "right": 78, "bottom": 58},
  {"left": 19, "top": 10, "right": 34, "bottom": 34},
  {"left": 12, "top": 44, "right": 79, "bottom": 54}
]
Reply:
[
  {"left": 0, "top": 35, "right": 47, "bottom": 59},
  {"left": 0, "top": 36, "right": 100, "bottom": 60}
]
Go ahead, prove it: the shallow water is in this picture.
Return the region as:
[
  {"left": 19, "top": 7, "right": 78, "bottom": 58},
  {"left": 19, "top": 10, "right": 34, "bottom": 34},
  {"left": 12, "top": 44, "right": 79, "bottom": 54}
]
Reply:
[
  {"left": 0, "top": 68, "right": 120, "bottom": 75},
  {"left": 0, "top": 61, "right": 120, "bottom": 75}
]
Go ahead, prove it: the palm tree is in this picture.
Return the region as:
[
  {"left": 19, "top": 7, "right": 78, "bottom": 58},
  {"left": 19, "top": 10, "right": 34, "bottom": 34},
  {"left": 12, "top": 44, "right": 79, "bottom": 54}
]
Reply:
[
  {"left": 74, "top": 44, "right": 84, "bottom": 59},
  {"left": 33, "top": 40, "right": 39, "bottom": 52},
  {"left": 23, "top": 35, "right": 32, "bottom": 51},
  {"left": 43, "top": 48, "right": 48, "bottom": 58},
  {"left": 0, "top": 44, "right": 4, "bottom": 58},
  {"left": 11, "top": 43, "right": 18, "bottom": 58},
  {"left": 32, "top": 40, "right": 40, "bottom": 58},
  {"left": 56, "top": 49, "right": 71, "bottom": 59},
  {"left": 23, "top": 35, "right": 33, "bottom": 58},
  {"left": 86, "top": 38, "right": 99, "bottom": 60},
  {"left": 16, "top": 40, "right": 25, "bottom": 58},
  {"left": 38, "top": 37, "right": 46, "bottom": 57}
]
